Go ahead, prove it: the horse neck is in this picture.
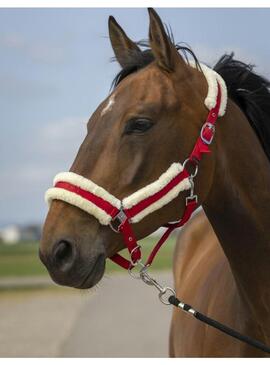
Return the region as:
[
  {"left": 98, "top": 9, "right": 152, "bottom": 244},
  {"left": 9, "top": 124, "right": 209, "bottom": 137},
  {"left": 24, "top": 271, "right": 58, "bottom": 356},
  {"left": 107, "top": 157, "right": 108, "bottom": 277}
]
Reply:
[{"left": 203, "top": 99, "right": 270, "bottom": 337}]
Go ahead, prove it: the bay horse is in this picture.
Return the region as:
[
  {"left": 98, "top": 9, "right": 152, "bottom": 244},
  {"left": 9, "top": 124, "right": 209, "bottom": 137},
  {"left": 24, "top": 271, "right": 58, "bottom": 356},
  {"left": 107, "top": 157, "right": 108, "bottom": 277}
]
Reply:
[{"left": 40, "top": 8, "right": 270, "bottom": 357}]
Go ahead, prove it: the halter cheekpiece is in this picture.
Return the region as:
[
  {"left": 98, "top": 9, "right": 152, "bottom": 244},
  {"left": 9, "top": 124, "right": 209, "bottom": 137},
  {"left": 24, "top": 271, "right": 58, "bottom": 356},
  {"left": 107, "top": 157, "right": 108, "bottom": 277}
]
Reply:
[{"left": 45, "top": 62, "right": 228, "bottom": 270}]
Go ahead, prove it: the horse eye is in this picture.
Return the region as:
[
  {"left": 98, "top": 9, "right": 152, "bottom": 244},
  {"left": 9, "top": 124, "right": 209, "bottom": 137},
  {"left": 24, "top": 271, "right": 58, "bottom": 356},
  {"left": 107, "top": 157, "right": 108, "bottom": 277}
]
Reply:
[{"left": 124, "top": 118, "right": 154, "bottom": 135}]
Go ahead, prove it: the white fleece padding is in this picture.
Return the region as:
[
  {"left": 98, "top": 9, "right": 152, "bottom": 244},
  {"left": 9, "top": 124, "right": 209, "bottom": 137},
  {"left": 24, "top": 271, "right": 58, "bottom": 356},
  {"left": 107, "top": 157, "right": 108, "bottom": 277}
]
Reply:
[
  {"left": 189, "top": 61, "right": 227, "bottom": 117},
  {"left": 122, "top": 162, "right": 191, "bottom": 223},
  {"left": 45, "top": 163, "right": 191, "bottom": 226},
  {"left": 129, "top": 177, "right": 191, "bottom": 223},
  {"left": 45, "top": 187, "right": 113, "bottom": 225},
  {"left": 53, "top": 172, "right": 121, "bottom": 209}
]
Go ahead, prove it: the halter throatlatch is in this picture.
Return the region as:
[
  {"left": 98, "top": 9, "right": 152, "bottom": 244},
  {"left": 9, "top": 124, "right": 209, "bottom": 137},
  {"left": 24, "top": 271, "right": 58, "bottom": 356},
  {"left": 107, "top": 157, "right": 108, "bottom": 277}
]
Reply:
[{"left": 45, "top": 63, "right": 226, "bottom": 271}]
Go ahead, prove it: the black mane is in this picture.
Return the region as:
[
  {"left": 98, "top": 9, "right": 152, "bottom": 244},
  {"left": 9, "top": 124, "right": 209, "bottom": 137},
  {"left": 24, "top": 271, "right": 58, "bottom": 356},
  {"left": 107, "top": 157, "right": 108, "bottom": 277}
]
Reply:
[
  {"left": 214, "top": 53, "right": 270, "bottom": 161},
  {"left": 111, "top": 41, "right": 270, "bottom": 162}
]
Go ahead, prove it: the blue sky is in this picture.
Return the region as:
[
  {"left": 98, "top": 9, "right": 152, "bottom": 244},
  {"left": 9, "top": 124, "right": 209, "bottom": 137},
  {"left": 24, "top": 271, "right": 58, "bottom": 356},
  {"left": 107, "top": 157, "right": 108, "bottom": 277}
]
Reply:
[{"left": 1, "top": 8, "right": 270, "bottom": 226}]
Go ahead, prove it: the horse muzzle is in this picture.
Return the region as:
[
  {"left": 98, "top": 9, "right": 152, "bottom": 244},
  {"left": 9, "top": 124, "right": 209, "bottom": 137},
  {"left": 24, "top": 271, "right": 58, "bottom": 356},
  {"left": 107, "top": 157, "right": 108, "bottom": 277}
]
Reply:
[{"left": 39, "top": 237, "right": 106, "bottom": 289}]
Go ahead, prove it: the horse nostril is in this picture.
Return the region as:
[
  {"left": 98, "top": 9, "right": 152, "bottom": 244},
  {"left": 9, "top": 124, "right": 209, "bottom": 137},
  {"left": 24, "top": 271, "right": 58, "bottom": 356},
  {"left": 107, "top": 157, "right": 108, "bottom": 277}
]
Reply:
[{"left": 53, "top": 240, "right": 75, "bottom": 270}]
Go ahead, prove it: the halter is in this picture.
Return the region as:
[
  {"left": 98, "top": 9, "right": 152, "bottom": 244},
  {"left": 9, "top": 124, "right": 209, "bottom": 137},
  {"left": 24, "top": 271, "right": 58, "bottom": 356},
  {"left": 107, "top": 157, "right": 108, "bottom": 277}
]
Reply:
[{"left": 45, "top": 63, "right": 227, "bottom": 271}]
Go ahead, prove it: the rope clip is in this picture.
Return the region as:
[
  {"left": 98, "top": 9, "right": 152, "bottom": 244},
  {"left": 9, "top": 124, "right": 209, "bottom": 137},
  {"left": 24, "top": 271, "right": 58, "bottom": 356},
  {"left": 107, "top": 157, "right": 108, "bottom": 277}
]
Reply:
[{"left": 129, "top": 263, "right": 176, "bottom": 305}]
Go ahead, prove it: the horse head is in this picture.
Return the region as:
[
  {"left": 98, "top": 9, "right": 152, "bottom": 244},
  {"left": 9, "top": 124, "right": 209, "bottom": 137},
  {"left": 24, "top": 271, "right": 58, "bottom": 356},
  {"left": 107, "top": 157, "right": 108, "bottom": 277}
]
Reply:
[{"left": 40, "top": 9, "right": 216, "bottom": 289}]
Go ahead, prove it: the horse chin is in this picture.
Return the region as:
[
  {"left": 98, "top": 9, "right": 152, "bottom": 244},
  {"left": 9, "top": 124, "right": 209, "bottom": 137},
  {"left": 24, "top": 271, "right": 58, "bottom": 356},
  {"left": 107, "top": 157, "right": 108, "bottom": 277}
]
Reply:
[
  {"left": 43, "top": 252, "right": 106, "bottom": 290},
  {"left": 75, "top": 253, "right": 106, "bottom": 289}
]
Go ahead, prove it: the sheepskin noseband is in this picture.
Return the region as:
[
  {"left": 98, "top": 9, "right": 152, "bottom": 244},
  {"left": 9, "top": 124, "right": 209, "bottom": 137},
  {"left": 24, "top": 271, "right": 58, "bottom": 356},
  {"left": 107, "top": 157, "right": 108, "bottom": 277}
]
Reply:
[
  {"left": 44, "top": 62, "right": 227, "bottom": 269},
  {"left": 45, "top": 162, "right": 191, "bottom": 226}
]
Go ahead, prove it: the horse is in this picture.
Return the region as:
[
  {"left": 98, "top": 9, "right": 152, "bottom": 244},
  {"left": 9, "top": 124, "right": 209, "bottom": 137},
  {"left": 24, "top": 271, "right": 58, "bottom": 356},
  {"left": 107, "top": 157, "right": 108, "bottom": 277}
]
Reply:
[{"left": 39, "top": 8, "right": 270, "bottom": 357}]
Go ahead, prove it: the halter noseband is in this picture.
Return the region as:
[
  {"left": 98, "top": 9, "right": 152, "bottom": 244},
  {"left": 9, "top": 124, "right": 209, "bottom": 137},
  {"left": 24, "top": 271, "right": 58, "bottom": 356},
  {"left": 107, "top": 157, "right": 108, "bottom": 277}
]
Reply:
[{"left": 45, "top": 63, "right": 227, "bottom": 270}]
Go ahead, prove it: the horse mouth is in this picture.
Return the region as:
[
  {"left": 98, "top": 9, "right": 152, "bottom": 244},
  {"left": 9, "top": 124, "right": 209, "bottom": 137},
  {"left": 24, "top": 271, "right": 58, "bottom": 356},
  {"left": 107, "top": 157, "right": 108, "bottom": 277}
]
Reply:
[{"left": 77, "top": 253, "right": 106, "bottom": 289}]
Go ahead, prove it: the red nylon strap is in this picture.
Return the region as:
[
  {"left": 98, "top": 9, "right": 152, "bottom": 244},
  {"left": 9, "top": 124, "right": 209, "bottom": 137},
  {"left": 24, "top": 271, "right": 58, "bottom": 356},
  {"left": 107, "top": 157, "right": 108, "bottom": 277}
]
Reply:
[
  {"left": 119, "top": 219, "right": 141, "bottom": 261},
  {"left": 189, "top": 83, "right": 221, "bottom": 162},
  {"left": 145, "top": 199, "right": 197, "bottom": 266},
  {"left": 109, "top": 167, "right": 190, "bottom": 270},
  {"left": 110, "top": 253, "right": 131, "bottom": 270},
  {"left": 110, "top": 200, "right": 198, "bottom": 270},
  {"left": 54, "top": 181, "right": 120, "bottom": 218},
  {"left": 110, "top": 218, "right": 141, "bottom": 269}
]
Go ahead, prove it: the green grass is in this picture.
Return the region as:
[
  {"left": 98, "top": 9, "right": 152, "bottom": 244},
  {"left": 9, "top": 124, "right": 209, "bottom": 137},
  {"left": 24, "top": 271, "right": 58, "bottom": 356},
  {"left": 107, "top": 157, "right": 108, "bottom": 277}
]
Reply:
[
  {"left": 0, "top": 236, "right": 176, "bottom": 278},
  {"left": 0, "top": 242, "right": 47, "bottom": 277}
]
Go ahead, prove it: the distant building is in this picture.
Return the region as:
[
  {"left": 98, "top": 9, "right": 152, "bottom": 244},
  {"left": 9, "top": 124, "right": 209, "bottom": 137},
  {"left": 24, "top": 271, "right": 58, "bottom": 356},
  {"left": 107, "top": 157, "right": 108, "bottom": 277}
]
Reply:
[
  {"left": 0, "top": 224, "right": 41, "bottom": 244},
  {"left": 0, "top": 225, "right": 20, "bottom": 244}
]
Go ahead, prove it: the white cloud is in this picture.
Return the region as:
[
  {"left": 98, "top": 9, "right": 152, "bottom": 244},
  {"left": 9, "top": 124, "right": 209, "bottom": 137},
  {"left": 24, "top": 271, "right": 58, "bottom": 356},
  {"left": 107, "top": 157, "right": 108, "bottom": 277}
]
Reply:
[
  {"left": 0, "top": 114, "right": 89, "bottom": 224},
  {"left": 0, "top": 32, "right": 66, "bottom": 64},
  {"left": 1, "top": 116, "right": 88, "bottom": 201}
]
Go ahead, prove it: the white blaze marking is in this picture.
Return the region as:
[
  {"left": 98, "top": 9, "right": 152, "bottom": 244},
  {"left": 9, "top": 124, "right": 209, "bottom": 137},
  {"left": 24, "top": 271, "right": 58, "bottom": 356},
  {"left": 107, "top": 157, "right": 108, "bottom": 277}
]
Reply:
[{"left": 101, "top": 95, "right": 115, "bottom": 117}]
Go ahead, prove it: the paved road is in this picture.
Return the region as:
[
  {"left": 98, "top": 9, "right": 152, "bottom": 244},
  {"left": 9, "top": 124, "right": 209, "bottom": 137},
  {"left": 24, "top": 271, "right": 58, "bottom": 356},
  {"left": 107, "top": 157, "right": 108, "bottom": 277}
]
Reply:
[{"left": 0, "top": 272, "right": 173, "bottom": 357}]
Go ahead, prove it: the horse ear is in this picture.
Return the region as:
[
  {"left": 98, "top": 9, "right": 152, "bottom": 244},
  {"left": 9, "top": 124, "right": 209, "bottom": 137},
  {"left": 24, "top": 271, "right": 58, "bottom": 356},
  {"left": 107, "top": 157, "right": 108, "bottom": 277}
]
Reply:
[
  {"left": 108, "top": 15, "right": 141, "bottom": 68},
  {"left": 148, "top": 8, "right": 186, "bottom": 73}
]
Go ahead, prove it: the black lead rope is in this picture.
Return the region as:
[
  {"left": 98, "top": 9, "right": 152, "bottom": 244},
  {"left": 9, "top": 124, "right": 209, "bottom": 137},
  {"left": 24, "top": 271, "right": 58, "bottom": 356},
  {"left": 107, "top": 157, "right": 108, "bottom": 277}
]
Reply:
[{"left": 168, "top": 295, "right": 270, "bottom": 354}]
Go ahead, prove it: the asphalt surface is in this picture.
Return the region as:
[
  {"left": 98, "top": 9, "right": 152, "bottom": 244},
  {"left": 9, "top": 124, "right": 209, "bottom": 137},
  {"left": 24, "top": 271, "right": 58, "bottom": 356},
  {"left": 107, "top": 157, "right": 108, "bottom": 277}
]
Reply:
[{"left": 0, "top": 272, "right": 173, "bottom": 357}]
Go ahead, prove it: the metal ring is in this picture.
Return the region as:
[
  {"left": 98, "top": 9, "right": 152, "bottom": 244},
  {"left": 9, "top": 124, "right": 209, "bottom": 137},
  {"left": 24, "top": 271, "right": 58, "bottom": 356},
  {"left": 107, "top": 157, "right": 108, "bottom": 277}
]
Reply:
[
  {"left": 128, "top": 264, "right": 141, "bottom": 279},
  {"left": 130, "top": 245, "right": 141, "bottom": 266},
  {"left": 158, "top": 287, "right": 176, "bottom": 305},
  {"left": 128, "top": 260, "right": 145, "bottom": 279},
  {"left": 183, "top": 159, "right": 198, "bottom": 178}
]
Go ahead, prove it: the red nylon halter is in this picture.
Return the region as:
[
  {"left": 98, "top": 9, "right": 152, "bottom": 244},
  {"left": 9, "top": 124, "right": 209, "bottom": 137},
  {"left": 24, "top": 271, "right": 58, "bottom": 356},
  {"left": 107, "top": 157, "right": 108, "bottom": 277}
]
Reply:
[
  {"left": 109, "top": 83, "right": 221, "bottom": 270},
  {"left": 54, "top": 82, "right": 221, "bottom": 271}
]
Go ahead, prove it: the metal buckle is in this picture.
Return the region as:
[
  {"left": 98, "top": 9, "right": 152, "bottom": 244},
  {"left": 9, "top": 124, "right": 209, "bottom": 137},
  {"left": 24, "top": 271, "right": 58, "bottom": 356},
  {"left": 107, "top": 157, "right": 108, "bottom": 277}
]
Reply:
[
  {"left": 186, "top": 195, "right": 198, "bottom": 205},
  {"left": 109, "top": 209, "right": 127, "bottom": 233},
  {"left": 185, "top": 177, "right": 198, "bottom": 205},
  {"left": 200, "top": 122, "right": 215, "bottom": 145}
]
